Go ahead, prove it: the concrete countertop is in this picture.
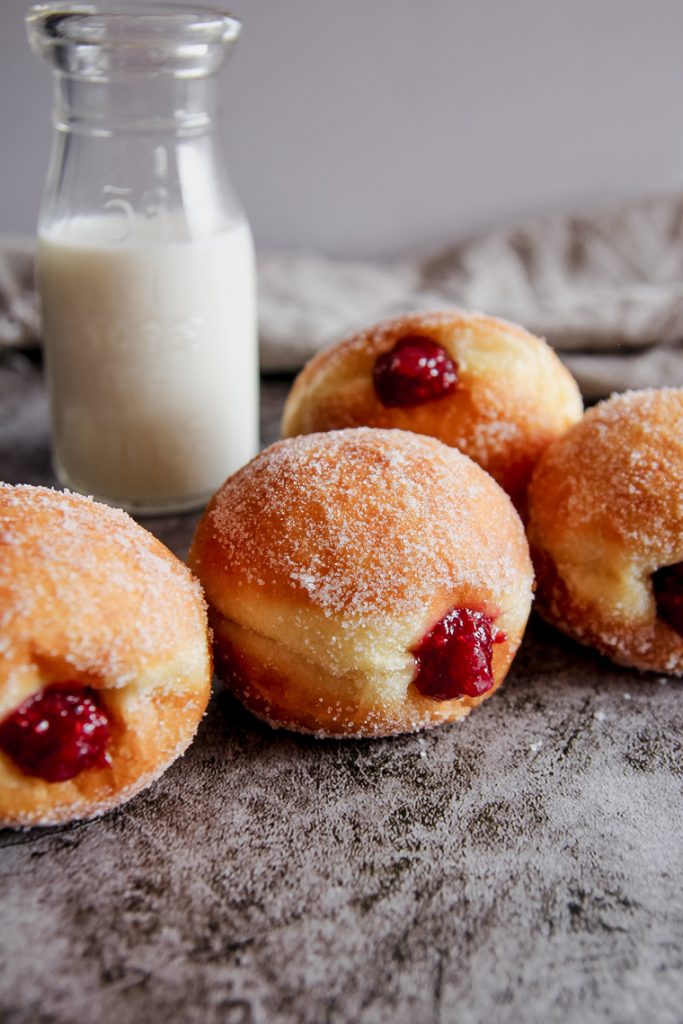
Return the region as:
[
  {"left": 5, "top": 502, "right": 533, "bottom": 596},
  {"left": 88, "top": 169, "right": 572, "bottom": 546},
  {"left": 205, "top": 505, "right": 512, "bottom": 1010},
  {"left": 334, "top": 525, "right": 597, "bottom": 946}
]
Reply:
[{"left": 0, "top": 356, "right": 681, "bottom": 1024}]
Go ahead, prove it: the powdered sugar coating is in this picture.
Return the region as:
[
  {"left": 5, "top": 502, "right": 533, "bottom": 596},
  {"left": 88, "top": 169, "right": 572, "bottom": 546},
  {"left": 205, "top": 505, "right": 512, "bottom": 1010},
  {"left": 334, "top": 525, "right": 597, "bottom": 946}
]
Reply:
[
  {"left": 528, "top": 388, "right": 683, "bottom": 674},
  {"left": 191, "top": 429, "right": 534, "bottom": 737},
  {"left": 209, "top": 429, "right": 528, "bottom": 620},
  {"left": 281, "top": 309, "right": 583, "bottom": 514},
  {"left": 0, "top": 484, "right": 211, "bottom": 827},
  {"left": 531, "top": 389, "right": 683, "bottom": 561},
  {"left": 0, "top": 484, "right": 205, "bottom": 690}
]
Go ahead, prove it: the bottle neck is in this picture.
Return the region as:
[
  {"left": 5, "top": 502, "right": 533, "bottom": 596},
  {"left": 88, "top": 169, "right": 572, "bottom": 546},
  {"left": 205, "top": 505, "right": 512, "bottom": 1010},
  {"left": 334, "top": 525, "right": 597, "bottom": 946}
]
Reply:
[{"left": 53, "top": 72, "right": 219, "bottom": 137}]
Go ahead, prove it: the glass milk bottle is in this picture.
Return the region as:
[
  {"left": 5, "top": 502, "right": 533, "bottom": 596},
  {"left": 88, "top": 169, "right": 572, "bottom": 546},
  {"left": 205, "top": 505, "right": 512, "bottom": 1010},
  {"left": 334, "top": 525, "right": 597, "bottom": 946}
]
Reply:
[{"left": 26, "top": 3, "right": 258, "bottom": 514}]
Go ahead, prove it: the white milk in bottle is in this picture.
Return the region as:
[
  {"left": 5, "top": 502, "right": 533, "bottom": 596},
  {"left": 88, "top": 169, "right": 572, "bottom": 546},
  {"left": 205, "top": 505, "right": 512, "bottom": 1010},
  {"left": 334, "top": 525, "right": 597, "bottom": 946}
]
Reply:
[
  {"left": 38, "top": 214, "right": 258, "bottom": 512},
  {"left": 28, "top": 5, "right": 256, "bottom": 513}
]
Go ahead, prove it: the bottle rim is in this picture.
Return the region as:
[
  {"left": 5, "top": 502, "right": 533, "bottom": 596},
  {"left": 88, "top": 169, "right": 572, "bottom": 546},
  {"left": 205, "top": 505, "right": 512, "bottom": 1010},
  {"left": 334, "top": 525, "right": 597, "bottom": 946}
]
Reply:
[
  {"left": 26, "top": 3, "right": 240, "bottom": 46},
  {"left": 26, "top": 3, "right": 241, "bottom": 78}
]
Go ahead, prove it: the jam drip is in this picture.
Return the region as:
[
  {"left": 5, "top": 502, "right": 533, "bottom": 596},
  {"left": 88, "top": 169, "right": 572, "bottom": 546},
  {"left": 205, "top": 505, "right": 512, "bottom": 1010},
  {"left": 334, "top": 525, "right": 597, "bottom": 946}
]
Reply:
[
  {"left": 0, "top": 683, "right": 111, "bottom": 782},
  {"left": 373, "top": 335, "right": 458, "bottom": 407},
  {"left": 412, "top": 607, "right": 506, "bottom": 701},
  {"left": 652, "top": 561, "right": 683, "bottom": 637}
]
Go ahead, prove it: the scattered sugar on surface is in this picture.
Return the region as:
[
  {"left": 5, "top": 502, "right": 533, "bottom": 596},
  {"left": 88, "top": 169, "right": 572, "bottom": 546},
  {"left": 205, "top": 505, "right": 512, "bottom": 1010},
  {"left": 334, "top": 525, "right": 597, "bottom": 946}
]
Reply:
[
  {"left": 209, "top": 428, "right": 531, "bottom": 621},
  {"left": 0, "top": 484, "right": 205, "bottom": 688}
]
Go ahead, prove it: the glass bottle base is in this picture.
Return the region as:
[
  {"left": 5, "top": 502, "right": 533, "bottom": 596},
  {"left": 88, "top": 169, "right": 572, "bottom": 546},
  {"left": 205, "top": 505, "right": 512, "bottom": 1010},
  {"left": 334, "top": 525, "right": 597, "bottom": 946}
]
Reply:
[{"left": 53, "top": 461, "right": 216, "bottom": 517}]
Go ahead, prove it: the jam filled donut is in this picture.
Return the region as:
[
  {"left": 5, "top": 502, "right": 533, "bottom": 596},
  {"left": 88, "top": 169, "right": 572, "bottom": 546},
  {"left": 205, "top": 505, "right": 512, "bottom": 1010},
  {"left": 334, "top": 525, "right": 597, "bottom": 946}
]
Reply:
[
  {"left": 527, "top": 389, "right": 683, "bottom": 674},
  {"left": 281, "top": 310, "right": 583, "bottom": 515},
  {"left": 189, "top": 428, "right": 534, "bottom": 737},
  {"left": 0, "top": 485, "right": 211, "bottom": 827}
]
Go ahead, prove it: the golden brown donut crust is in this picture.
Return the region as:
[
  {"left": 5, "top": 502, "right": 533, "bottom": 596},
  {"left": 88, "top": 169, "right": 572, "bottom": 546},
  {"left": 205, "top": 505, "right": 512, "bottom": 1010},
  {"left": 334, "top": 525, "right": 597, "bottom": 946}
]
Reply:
[
  {"left": 281, "top": 310, "right": 583, "bottom": 514},
  {"left": 0, "top": 485, "right": 211, "bottom": 827},
  {"left": 527, "top": 389, "right": 683, "bottom": 674},
  {"left": 189, "top": 428, "right": 534, "bottom": 737}
]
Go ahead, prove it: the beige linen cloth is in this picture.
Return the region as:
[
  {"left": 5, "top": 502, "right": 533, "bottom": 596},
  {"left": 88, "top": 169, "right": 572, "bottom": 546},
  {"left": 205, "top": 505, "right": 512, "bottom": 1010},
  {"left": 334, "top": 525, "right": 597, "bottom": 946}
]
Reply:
[{"left": 4, "top": 193, "right": 683, "bottom": 399}]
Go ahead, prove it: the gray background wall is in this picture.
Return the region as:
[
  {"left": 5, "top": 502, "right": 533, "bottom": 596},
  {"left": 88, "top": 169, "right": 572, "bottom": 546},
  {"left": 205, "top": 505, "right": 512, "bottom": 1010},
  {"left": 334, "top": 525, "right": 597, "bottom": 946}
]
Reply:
[{"left": 2, "top": 0, "right": 683, "bottom": 258}]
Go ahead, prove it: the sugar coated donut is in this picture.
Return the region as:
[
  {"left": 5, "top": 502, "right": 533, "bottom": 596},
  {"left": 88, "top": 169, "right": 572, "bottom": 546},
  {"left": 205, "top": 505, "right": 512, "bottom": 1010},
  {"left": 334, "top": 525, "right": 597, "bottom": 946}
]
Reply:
[
  {"left": 527, "top": 388, "right": 683, "bottom": 674},
  {"left": 189, "top": 428, "right": 534, "bottom": 737},
  {"left": 0, "top": 484, "right": 211, "bottom": 827},
  {"left": 281, "top": 310, "right": 583, "bottom": 515}
]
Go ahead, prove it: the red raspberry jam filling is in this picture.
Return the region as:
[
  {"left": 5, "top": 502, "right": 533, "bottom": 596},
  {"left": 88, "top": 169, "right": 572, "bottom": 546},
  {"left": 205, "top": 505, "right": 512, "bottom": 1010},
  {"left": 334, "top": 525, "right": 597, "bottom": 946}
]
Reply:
[
  {"left": 412, "top": 607, "right": 506, "bottom": 701},
  {"left": 652, "top": 561, "right": 683, "bottom": 638},
  {"left": 0, "top": 683, "right": 111, "bottom": 782},
  {"left": 373, "top": 335, "right": 458, "bottom": 407}
]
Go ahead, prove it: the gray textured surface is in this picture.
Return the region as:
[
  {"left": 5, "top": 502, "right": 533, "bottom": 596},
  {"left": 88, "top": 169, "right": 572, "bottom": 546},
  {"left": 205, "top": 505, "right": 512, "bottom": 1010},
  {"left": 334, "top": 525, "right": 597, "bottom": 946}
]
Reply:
[{"left": 0, "top": 357, "right": 682, "bottom": 1024}]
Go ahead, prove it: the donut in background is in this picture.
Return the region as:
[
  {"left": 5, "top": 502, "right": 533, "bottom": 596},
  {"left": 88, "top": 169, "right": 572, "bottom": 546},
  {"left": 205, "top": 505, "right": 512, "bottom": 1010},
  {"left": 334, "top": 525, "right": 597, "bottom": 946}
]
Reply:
[
  {"left": 281, "top": 310, "right": 583, "bottom": 515},
  {"left": 527, "top": 388, "right": 683, "bottom": 674},
  {"left": 189, "top": 428, "right": 534, "bottom": 738},
  {"left": 0, "top": 484, "right": 211, "bottom": 827}
]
